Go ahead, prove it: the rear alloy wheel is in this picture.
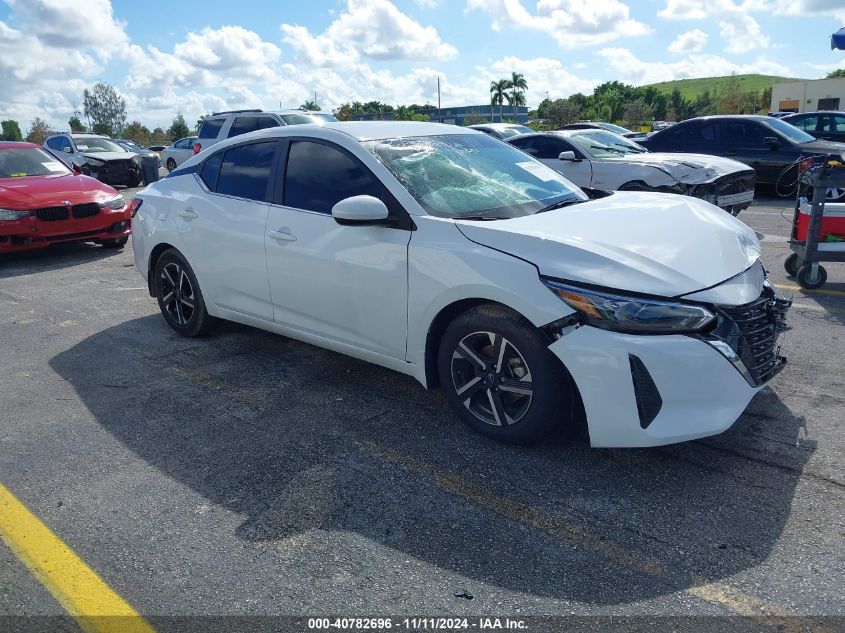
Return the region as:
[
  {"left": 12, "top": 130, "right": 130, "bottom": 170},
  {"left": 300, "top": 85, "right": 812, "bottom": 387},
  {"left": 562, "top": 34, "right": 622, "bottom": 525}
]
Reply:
[
  {"left": 438, "top": 304, "right": 573, "bottom": 444},
  {"left": 166, "top": 158, "right": 177, "bottom": 172},
  {"left": 154, "top": 250, "right": 215, "bottom": 336}
]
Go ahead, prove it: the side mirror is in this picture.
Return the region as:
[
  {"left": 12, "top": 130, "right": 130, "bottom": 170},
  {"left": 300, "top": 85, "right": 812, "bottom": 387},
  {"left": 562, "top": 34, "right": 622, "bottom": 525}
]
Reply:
[
  {"left": 331, "top": 195, "right": 390, "bottom": 226},
  {"left": 62, "top": 146, "right": 72, "bottom": 153},
  {"left": 763, "top": 136, "right": 779, "bottom": 149},
  {"left": 559, "top": 151, "right": 578, "bottom": 161},
  {"left": 71, "top": 163, "right": 82, "bottom": 175}
]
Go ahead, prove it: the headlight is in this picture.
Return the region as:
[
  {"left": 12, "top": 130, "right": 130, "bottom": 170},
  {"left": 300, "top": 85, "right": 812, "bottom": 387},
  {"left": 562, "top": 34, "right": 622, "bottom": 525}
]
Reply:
[
  {"left": 99, "top": 195, "right": 126, "bottom": 210},
  {"left": 542, "top": 278, "right": 715, "bottom": 334},
  {"left": 0, "top": 209, "right": 30, "bottom": 221},
  {"left": 85, "top": 157, "right": 104, "bottom": 167}
]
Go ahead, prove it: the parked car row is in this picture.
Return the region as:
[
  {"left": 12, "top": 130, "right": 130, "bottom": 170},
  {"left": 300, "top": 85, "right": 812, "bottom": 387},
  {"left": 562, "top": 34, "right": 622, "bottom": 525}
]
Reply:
[{"left": 130, "top": 121, "right": 791, "bottom": 449}]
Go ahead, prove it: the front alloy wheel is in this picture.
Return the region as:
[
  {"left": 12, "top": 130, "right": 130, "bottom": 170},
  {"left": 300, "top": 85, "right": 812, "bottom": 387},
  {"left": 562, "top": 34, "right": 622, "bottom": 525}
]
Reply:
[
  {"left": 438, "top": 303, "right": 575, "bottom": 444},
  {"left": 451, "top": 331, "right": 533, "bottom": 427}
]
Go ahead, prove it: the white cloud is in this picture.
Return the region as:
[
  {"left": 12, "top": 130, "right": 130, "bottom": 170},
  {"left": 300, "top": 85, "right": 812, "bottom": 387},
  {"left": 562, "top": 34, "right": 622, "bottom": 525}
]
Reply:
[
  {"left": 658, "top": 0, "right": 769, "bottom": 53},
  {"left": 5, "top": 0, "right": 128, "bottom": 58},
  {"left": 282, "top": 0, "right": 457, "bottom": 66},
  {"left": 466, "top": 0, "right": 652, "bottom": 48},
  {"left": 770, "top": 0, "right": 845, "bottom": 23},
  {"left": 668, "top": 29, "right": 709, "bottom": 53},
  {"left": 479, "top": 56, "right": 598, "bottom": 102},
  {"left": 598, "top": 47, "right": 792, "bottom": 85}
]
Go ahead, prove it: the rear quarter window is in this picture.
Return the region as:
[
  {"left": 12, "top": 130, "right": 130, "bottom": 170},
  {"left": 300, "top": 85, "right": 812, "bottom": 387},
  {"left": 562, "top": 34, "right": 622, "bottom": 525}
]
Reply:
[{"left": 199, "top": 119, "right": 225, "bottom": 139}]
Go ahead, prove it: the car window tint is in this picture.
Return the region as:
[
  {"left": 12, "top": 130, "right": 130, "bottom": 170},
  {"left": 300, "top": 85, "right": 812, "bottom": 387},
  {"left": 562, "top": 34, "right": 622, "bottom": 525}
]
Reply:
[
  {"left": 509, "top": 136, "right": 533, "bottom": 151},
  {"left": 793, "top": 115, "right": 818, "bottom": 132},
  {"left": 199, "top": 118, "right": 224, "bottom": 139},
  {"left": 216, "top": 141, "right": 276, "bottom": 202},
  {"left": 256, "top": 117, "right": 280, "bottom": 130},
  {"left": 833, "top": 115, "right": 845, "bottom": 132},
  {"left": 722, "top": 121, "right": 766, "bottom": 145},
  {"left": 228, "top": 117, "right": 258, "bottom": 138},
  {"left": 199, "top": 152, "right": 223, "bottom": 190},
  {"left": 46, "top": 137, "right": 64, "bottom": 151},
  {"left": 529, "top": 136, "right": 566, "bottom": 159},
  {"left": 284, "top": 141, "right": 382, "bottom": 214}
]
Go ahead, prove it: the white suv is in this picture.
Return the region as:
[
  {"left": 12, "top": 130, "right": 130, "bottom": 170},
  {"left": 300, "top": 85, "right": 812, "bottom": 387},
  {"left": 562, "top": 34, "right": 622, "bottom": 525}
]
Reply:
[
  {"left": 131, "top": 122, "right": 790, "bottom": 447},
  {"left": 194, "top": 109, "right": 338, "bottom": 154}
]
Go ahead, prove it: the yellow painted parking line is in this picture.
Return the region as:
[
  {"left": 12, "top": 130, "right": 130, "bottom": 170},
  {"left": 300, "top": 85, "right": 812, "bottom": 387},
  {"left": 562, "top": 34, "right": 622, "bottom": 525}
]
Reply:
[
  {"left": 0, "top": 483, "right": 156, "bottom": 633},
  {"left": 775, "top": 283, "right": 845, "bottom": 298}
]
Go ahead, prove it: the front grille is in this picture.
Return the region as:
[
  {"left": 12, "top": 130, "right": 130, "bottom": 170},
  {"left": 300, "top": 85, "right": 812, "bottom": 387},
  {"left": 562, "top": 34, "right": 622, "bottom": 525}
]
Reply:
[
  {"left": 717, "top": 287, "right": 791, "bottom": 386},
  {"left": 72, "top": 203, "right": 100, "bottom": 218},
  {"left": 35, "top": 206, "right": 69, "bottom": 221}
]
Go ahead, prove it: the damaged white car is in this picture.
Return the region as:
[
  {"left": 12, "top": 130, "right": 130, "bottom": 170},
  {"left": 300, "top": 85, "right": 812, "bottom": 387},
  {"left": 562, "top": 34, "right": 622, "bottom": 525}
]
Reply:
[{"left": 508, "top": 129, "right": 756, "bottom": 216}]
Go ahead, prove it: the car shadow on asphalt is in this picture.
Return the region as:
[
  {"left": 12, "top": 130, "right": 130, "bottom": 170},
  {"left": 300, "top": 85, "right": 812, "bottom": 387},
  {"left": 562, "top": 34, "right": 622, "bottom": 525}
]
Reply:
[
  {"left": 0, "top": 242, "right": 120, "bottom": 279},
  {"left": 49, "top": 315, "right": 816, "bottom": 606}
]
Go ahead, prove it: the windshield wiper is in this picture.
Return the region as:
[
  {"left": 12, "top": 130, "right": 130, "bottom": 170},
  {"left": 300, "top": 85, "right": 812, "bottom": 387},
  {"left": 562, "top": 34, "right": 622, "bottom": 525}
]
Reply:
[
  {"left": 456, "top": 214, "right": 506, "bottom": 221},
  {"left": 537, "top": 198, "right": 583, "bottom": 213},
  {"left": 590, "top": 144, "right": 624, "bottom": 154}
]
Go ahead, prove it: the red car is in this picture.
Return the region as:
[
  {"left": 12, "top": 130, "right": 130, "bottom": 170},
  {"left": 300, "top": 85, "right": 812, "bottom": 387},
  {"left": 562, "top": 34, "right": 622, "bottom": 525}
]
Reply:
[{"left": 0, "top": 142, "right": 132, "bottom": 253}]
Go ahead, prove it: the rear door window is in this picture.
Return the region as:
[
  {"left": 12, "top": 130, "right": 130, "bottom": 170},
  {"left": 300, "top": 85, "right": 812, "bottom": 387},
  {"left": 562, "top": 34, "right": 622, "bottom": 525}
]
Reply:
[
  {"left": 199, "top": 118, "right": 225, "bottom": 139},
  {"left": 283, "top": 140, "right": 383, "bottom": 214},
  {"left": 721, "top": 121, "right": 767, "bottom": 145},
  {"left": 215, "top": 141, "right": 277, "bottom": 202},
  {"left": 256, "top": 117, "right": 281, "bottom": 130}
]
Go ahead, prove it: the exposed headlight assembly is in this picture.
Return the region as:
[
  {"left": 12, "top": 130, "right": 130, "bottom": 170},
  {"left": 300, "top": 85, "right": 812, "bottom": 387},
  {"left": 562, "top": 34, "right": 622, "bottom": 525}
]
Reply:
[
  {"left": 85, "top": 157, "right": 104, "bottom": 167},
  {"left": 99, "top": 195, "right": 126, "bottom": 210},
  {"left": 542, "top": 278, "right": 715, "bottom": 334},
  {"left": 0, "top": 209, "right": 30, "bottom": 221}
]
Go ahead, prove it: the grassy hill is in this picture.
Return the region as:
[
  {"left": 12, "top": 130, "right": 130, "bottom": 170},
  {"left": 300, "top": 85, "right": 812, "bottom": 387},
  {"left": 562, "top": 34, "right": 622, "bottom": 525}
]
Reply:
[{"left": 643, "top": 74, "right": 808, "bottom": 99}]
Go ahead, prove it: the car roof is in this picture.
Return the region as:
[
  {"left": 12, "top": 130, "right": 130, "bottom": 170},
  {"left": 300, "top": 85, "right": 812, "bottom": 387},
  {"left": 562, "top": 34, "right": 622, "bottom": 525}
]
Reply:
[
  {"left": 320, "top": 121, "right": 476, "bottom": 141},
  {"left": 66, "top": 133, "right": 109, "bottom": 138},
  {"left": 468, "top": 123, "right": 527, "bottom": 130},
  {"left": 782, "top": 111, "right": 845, "bottom": 116},
  {"left": 0, "top": 141, "right": 39, "bottom": 149}
]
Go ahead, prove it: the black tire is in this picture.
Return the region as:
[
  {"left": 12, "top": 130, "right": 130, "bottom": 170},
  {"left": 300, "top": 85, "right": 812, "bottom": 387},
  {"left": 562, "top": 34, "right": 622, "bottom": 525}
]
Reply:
[
  {"left": 784, "top": 253, "right": 801, "bottom": 277},
  {"left": 100, "top": 237, "right": 128, "bottom": 249},
  {"left": 153, "top": 249, "right": 216, "bottom": 337},
  {"left": 166, "top": 158, "right": 177, "bottom": 172},
  {"left": 796, "top": 263, "right": 827, "bottom": 290},
  {"left": 619, "top": 181, "right": 649, "bottom": 192},
  {"left": 437, "top": 303, "right": 573, "bottom": 444}
]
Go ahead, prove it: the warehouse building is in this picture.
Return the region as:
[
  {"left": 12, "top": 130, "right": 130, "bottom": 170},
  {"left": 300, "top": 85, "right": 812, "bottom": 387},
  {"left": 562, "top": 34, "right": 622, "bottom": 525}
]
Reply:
[{"left": 770, "top": 77, "right": 845, "bottom": 113}]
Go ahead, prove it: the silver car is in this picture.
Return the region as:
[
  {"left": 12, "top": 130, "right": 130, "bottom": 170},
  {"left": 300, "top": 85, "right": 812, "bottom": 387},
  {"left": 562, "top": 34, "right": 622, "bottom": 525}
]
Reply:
[{"left": 161, "top": 136, "right": 198, "bottom": 172}]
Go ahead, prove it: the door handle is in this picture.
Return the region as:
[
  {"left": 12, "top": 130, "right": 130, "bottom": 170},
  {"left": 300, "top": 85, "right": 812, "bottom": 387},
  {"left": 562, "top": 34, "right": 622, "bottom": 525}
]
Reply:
[
  {"left": 177, "top": 208, "right": 199, "bottom": 219},
  {"left": 268, "top": 229, "right": 297, "bottom": 242}
]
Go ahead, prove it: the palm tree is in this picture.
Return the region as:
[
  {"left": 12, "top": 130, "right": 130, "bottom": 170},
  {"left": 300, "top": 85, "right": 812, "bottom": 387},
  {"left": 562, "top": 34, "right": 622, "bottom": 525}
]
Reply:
[
  {"left": 509, "top": 72, "right": 528, "bottom": 118},
  {"left": 505, "top": 91, "right": 526, "bottom": 120},
  {"left": 490, "top": 79, "right": 509, "bottom": 122}
]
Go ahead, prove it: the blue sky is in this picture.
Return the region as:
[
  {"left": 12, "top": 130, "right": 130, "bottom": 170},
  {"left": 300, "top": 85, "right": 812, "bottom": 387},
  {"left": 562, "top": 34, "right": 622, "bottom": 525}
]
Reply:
[{"left": 1, "top": 0, "right": 844, "bottom": 131}]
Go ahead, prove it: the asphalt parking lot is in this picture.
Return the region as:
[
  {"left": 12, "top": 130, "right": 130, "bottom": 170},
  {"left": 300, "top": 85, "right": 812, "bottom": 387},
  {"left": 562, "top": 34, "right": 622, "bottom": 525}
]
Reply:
[{"left": 1, "top": 191, "right": 843, "bottom": 632}]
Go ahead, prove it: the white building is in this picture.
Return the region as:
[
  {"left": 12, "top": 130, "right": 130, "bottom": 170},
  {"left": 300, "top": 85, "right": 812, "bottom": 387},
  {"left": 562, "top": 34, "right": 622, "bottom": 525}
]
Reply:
[{"left": 770, "top": 77, "right": 845, "bottom": 113}]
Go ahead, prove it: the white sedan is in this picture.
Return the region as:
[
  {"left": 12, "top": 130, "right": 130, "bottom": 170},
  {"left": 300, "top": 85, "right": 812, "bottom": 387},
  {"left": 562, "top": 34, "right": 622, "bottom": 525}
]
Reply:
[
  {"left": 161, "top": 136, "right": 198, "bottom": 172},
  {"left": 508, "top": 129, "right": 756, "bottom": 215},
  {"left": 131, "top": 122, "right": 789, "bottom": 447}
]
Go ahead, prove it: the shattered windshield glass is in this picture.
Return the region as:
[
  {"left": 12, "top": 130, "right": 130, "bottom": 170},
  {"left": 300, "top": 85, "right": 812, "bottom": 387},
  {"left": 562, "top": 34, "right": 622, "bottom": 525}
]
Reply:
[
  {"left": 570, "top": 130, "right": 648, "bottom": 158},
  {"left": 364, "top": 134, "right": 585, "bottom": 219}
]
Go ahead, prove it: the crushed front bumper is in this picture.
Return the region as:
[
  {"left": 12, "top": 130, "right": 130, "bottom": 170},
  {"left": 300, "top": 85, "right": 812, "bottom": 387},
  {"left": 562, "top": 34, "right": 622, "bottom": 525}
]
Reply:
[{"left": 548, "top": 286, "right": 790, "bottom": 448}]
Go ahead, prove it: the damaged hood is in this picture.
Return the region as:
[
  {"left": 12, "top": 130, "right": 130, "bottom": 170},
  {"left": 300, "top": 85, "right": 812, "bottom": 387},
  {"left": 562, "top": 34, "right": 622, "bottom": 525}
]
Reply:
[
  {"left": 0, "top": 174, "right": 116, "bottom": 209},
  {"left": 607, "top": 152, "right": 752, "bottom": 184},
  {"left": 81, "top": 152, "right": 136, "bottom": 162},
  {"left": 456, "top": 191, "right": 761, "bottom": 298}
]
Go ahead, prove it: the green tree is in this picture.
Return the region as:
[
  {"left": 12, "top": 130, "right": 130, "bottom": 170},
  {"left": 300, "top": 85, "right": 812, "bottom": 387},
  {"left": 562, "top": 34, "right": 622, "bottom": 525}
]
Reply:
[
  {"left": 1, "top": 120, "right": 23, "bottom": 141},
  {"left": 123, "top": 121, "right": 151, "bottom": 146},
  {"left": 150, "top": 127, "right": 168, "bottom": 144},
  {"left": 509, "top": 71, "right": 528, "bottom": 118},
  {"left": 334, "top": 103, "right": 353, "bottom": 121},
  {"left": 167, "top": 113, "right": 190, "bottom": 141},
  {"left": 25, "top": 117, "right": 54, "bottom": 144},
  {"left": 300, "top": 100, "right": 319, "bottom": 111},
  {"left": 392, "top": 105, "right": 416, "bottom": 121},
  {"left": 826, "top": 69, "right": 845, "bottom": 78},
  {"left": 490, "top": 79, "right": 509, "bottom": 121},
  {"left": 505, "top": 90, "right": 526, "bottom": 117},
  {"left": 622, "top": 99, "right": 653, "bottom": 129},
  {"left": 68, "top": 115, "right": 86, "bottom": 133},
  {"left": 82, "top": 82, "right": 127, "bottom": 137},
  {"left": 546, "top": 98, "right": 583, "bottom": 128}
]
